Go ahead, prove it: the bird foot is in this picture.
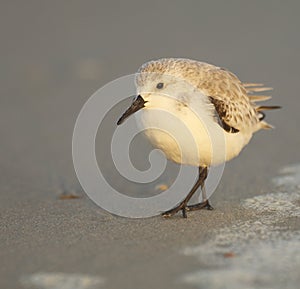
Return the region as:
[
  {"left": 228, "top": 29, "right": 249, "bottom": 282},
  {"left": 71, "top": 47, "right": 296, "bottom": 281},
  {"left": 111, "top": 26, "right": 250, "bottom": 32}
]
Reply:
[
  {"left": 162, "top": 201, "right": 188, "bottom": 218},
  {"left": 186, "top": 200, "right": 214, "bottom": 211},
  {"left": 162, "top": 200, "right": 213, "bottom": 218}
]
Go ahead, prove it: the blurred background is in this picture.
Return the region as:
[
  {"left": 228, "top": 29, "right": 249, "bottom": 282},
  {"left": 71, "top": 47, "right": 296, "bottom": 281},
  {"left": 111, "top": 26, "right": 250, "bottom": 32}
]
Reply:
[
  {"left": 1, "top": 1, "right": 299, "bottom": 288},
  {"left": 1, "top": 0, "right": 299, "bottom": 197}
]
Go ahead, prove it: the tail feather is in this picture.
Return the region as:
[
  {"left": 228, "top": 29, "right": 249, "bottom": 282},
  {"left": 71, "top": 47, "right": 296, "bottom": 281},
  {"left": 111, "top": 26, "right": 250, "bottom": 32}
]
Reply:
[
  {"left": 256, "top": 105, "right": 281, "bottom": 111},
  {"left": 256, "top": 106, "right": 281, "bottom": 129},
  {"left": 260, "top": 121, "right": 274, "bottom": 130},
  {"left": 243, "top": 83, "right": 264, "bottom": 87},
  {"left": 246, "top": 87, "right": 273, "bottom": 93},
  {"left": 249, "top": 95, "right": 272, "bottom": 102},
  {"left": 243, "top": 82, "right": 273, "bottom": 94},
  {"left": 244, "top": 82, "right": 280, "bottom": 130}
]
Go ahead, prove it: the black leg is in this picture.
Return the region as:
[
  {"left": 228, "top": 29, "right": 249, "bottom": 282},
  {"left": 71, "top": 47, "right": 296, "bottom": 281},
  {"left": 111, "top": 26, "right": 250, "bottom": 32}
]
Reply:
[
  {"left": 186, "top": 181, "right": 214, "bottom": 211},
  {"left": 162, "top": 166, "right": 208, "bottom": 218}
]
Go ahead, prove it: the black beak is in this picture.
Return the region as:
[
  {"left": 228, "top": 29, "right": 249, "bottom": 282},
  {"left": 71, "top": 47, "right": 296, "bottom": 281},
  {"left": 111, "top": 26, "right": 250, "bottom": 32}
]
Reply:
[{"left": 117, "top": 95, "right": 146, "bottom": 125}]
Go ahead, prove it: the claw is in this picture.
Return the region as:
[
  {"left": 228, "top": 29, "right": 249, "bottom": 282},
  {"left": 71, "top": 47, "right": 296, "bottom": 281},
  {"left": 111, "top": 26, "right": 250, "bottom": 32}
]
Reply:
[
  {"left": 162, "top": 202, "right": 187, "bottom": 218},
  {"left": 205, "top": 202, "right": 214, "bottom": 210},
  {"left": 182, "top": 207, "right": 187, "bottom": 218}
]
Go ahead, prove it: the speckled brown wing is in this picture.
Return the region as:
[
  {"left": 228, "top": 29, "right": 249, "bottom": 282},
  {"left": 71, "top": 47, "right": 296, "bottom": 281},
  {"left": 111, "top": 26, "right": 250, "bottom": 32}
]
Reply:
[
  {"left": 208, "top": 97, "right": 240, "bottom": 133},
  {"left": 197, "top": 66, "right": 260, "bottom": 132}
]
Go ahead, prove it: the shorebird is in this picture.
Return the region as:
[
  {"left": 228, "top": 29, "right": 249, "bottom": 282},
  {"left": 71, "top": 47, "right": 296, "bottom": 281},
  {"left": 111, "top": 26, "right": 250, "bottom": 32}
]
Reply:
[{"left": 117, "top": 58, "right": 280, "bottom": 218}]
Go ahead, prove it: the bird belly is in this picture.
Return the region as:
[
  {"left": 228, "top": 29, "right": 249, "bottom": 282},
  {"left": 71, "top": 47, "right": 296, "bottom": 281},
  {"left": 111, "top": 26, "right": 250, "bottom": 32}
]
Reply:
[{"left": 135, "top": 107, "right": 246, "bottom": 167}]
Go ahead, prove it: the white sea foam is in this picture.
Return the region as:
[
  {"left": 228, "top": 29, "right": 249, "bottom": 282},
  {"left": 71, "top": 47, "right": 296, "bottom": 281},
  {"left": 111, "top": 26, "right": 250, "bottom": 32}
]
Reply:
[
  {"left": 20, "top": 272, "right": 104, "bottom": 289},
  {"left": 182, "top": 163, "right": 300, "bottom": 289}
]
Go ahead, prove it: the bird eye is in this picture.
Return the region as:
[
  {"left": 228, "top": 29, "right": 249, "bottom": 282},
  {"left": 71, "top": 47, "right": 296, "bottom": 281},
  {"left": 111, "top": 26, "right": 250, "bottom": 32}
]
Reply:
[{"left": 156, "top": 82, "right": 164, "bottom": 89}]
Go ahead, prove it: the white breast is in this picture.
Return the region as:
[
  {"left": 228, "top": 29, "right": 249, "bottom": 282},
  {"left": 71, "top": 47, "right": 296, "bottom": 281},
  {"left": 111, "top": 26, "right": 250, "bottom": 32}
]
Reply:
[{"left": 135, "top": 94, "right": 252, "bottom": 167}]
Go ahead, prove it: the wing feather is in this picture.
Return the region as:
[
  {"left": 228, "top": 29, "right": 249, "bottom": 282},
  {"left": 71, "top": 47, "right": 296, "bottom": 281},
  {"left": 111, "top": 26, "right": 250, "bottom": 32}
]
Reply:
[
  {"left": 192, "top": 65, "right": 276, "bottom": 132},
  {"left": 195, "top": 66, "right": 259, "bottom": 131}
]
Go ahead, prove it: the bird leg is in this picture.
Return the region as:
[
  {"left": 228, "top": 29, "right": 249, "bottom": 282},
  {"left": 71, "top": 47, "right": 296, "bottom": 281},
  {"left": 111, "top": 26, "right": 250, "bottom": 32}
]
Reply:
[
  {"left": 186, "top": 184, "right": 214, "bottom": 211},
  {"left": 162, "top": 167, "right": 208, "bottom": 218}
]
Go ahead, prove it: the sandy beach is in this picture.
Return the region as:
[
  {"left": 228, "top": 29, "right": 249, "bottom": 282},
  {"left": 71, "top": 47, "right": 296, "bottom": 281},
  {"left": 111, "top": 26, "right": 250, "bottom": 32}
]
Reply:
[{"left": 1, "top": 1, "right": 300, "bottom": 288}]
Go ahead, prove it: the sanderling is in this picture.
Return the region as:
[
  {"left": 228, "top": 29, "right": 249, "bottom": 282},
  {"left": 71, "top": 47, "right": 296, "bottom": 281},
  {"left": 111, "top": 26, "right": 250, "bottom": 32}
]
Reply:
[{"left": 117, "top": 58, "right": 280, "bottom": 218}]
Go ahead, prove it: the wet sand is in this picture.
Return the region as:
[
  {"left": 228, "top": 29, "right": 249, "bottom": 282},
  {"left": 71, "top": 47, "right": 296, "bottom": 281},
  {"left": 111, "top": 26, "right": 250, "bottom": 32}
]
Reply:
[{"left": 1, "top": 1, "right": 300, "bottom": 288}]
